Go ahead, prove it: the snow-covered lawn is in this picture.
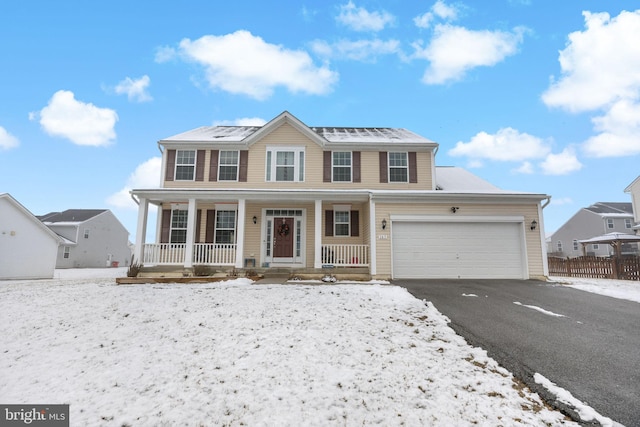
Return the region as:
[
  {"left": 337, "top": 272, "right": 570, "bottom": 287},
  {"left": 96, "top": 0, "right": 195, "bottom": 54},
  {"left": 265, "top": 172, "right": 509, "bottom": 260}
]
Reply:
[
  {"left": 0, "top": 269, "right": 578, "bottom": 426},
  {"left": 550, "top": 276, "right": 640, "bottom": 303}
]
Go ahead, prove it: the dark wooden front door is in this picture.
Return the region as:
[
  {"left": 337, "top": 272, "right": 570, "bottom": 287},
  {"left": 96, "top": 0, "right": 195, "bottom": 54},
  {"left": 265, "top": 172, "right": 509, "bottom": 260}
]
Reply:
[{"left": 273, "top": 217, "right": 294, "bottom": 259}]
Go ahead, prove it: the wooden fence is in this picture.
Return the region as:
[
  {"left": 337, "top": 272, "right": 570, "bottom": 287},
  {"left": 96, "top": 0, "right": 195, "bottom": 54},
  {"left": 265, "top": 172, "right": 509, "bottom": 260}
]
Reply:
[{"left": 548, "top": 256, "right": 640, "bottom": 281}]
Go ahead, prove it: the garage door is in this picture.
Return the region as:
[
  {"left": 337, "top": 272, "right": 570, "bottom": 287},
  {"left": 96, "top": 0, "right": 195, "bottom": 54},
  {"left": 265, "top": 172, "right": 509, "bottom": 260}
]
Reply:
[{"left": 392, "top": 221, "right": 525, "bottom": 279}]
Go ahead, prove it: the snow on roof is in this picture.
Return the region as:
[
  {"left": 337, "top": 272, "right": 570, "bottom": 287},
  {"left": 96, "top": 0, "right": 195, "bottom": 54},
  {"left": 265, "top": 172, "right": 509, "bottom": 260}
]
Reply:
[
  {"left": 311, "top": 127, "right": 433, "bottom": 143},
  {"left": 435, "top": 167, "right": 506, "bottom": 193},
  {"left": 38, "top": 209, "right": 107, "bottom": 224},
  {"left": 164, "top": 126, "right": 261, "bottom": 142},
  {"left": 162, "top": 125, "right": 434, "bottom": 145}
]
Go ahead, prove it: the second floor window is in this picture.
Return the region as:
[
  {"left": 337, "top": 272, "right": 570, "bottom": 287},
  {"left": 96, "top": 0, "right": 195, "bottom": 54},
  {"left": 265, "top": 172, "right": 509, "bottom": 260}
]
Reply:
[
  {"left": 556, "top": 241, "right": 563, "bottom": 252},
  {"left": 573, "top": 239, "right": 578, "bottom": 251},
  {"left": 218, "top": 151, "right": 239, "bottom": 181},
  {"left": 63, "top": 246, "right": 70, "bottom": 259},
  {"left": 625, "top": 218, "right": 632, "bottom": 229},
  {"left": 389, "top": 152, "right": 408, "bottom": 182},
  {"left": 175, "top": 150, "right": 196, "bottom": 180},
  {"left": 606, "top": 218, "right": 614, "bottom": 229},
  {"left": 332, "top": 152, "right": 352, "bottom": 182},
  {"left": 266, "top": 147, "right": 305, "bottom": 182}
]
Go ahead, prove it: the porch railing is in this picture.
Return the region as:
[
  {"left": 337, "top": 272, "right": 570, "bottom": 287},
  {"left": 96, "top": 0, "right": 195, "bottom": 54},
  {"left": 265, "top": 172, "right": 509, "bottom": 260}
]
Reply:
[
  {"left": 321, "top": 244, "right": 369, "bottom": 267},
  {"left": 142, "top": 243, "right": 236, "bottom": 266}
]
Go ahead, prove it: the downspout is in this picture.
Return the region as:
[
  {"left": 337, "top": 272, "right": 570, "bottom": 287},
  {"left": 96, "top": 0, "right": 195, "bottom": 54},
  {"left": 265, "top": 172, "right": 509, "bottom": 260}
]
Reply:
[{"left": 541, "top": 195, "right": 551, "bottom": 209}]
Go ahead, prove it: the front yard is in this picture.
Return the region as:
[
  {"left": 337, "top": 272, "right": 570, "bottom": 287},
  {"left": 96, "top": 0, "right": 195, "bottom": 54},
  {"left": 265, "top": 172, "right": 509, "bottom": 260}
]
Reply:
[{"left": 0, "top": 270, "right": 575, "bottom": 426}]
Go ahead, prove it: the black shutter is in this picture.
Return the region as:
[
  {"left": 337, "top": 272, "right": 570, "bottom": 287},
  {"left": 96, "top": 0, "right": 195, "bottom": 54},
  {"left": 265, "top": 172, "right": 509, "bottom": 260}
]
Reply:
[
  {"left": 209, "top": 150, "right": 219, "bottom": 182},
  {"left": 165, "top": 150, "right": 176, "bottom": 181},
  {"left": 195, "top": 150, "right": 205, "bottom": 181},
  {"left": 379, "top": 152, "right": 388, "bottom": 183},
  {"left": 325, "top": 210, "right": 334, "bottom": 237},
  {"left": 239, "top": 150, "right": 248, "bottom": 182},
  {"left": 160, "top": 209, "right": 171, "bottom": 243},
  {"left": 195, "top": 210, "right": 202, "bottom": 243},
  {"left": 409, "top": 152, "right": 417, "bottom": 183},
  {"left": 350, "top": 211, "right": 359, "bottom": 237},
  {"left": 205, "top": 210, "right": 216, "bottom": 243},
  {"left": 323, "top": 152, "right": 332, "bottom": 182},
  {"left": 352, "top": 151, "right": 361, "bottom": 183}
]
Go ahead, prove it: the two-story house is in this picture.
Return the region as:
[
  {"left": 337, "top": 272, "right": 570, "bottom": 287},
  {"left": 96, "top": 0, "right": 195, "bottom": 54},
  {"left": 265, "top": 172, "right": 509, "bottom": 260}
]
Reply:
[
  {"left": 39, "top": 209, "right": 132, "bottom": 268},
  {"left": 547, "top": 202, "right": 638, "bottom": 258},
  {"left": 131, "top": 111, "right": 550, "bottom": 280},
  {"left": 625, "top": 175, "right": 640, "bottom": 233}
]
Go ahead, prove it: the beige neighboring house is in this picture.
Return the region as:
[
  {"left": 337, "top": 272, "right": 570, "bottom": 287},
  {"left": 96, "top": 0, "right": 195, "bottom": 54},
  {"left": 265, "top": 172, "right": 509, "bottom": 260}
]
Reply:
[
  {"left": 0, "top": 193, "right": 62, "bottom": 280},
  {"left": 624, "top": 175, "right": 640, "bottom": 232},
  {"left": 131, "top": 111, "right": 550, "bottom": 280}
]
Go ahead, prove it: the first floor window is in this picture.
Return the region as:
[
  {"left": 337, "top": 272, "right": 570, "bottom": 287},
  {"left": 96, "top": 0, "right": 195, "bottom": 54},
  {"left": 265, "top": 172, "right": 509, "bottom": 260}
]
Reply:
[
  {"left": 215, "top": 211, "right": 236, "bottom": 244},
  {"left": 63, "top": 246, "right": 70, "bottom": 259},
  {"left": 389, "top": 152, "right": 408, "bottom": 182},
  {"left": 175, "top": 150, "right": 196, "bottom": 180},
  {"left": 170, "top": 209, "right": 188, "bottom": 243},
  {"left": 573, "top": 240, "right": 579, "bottom": 251},
  {"left": 334, "top": 210, "right": 350, "bottom": 236},
  {"left": 556, "top": 241, "right": 563, "bottom": 252}
]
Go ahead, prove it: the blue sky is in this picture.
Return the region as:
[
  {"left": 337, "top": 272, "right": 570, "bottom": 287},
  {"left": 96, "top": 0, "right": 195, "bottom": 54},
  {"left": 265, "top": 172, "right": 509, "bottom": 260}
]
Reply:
[{"left": 1, "top": 1, "right": 639, "bottom": 241}]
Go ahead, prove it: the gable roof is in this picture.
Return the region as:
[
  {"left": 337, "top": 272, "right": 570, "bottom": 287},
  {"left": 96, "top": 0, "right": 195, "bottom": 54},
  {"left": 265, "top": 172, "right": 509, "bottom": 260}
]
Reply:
[
  {"left": 159, "top": 110, "right": 437, "bottom": 149},
  {"left": 0, "top": 193, "right": 62, "bottom": 243},
  {"left": 38, "top": 209, "right": 108, "bottom": 224},
  {"left": 584, "top": 202, "right": 633, "bottom": 216},
  {"left": 625, "top": 175, "right": 640, "bottom": 192}
]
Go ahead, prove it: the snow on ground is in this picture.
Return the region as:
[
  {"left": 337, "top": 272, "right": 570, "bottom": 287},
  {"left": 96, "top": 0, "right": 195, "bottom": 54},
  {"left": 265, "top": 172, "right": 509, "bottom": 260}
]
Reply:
[
  {"left": 0, "top": 269, "right": 576, "bottom": 426},
  {"left": 549, "top": 276, "right": 640, "bottom": 303}
]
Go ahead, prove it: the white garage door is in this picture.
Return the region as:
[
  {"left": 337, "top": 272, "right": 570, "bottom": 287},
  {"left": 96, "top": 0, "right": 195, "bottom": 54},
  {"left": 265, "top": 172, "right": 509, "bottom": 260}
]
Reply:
[{"left": 392, "top": 221, "right": 526, "bottom": 279}]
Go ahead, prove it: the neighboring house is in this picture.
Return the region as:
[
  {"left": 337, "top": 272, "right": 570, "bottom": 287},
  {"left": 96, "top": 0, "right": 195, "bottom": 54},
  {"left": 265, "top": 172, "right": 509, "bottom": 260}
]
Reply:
[
  {"left": 131, "top": 111, "right": 550, "bottom": 280},
  {"left": 624, "top": 175, "right": 640, "bottom": 232},
  {"left": 0, "top": 193, "right": 61, "bottom": 280},
  {"left": 547, "top": 202, "right": 638, "bottom": 258},
  {"left": 38, "top": 209, "right": 131, "bottom": 268}
]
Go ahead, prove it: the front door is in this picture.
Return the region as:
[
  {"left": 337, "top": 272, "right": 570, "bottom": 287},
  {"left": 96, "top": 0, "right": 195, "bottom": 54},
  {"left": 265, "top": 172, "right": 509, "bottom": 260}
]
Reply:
[{"left": 273, "top": 217, "right": 294, "bottom": 260}]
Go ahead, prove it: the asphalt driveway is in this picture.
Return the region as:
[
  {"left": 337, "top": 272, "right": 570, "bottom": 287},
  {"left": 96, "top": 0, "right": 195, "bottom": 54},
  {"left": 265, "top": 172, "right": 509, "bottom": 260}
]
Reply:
[{"left": 395, "top": 279, "right": 640, "bottom": 426}]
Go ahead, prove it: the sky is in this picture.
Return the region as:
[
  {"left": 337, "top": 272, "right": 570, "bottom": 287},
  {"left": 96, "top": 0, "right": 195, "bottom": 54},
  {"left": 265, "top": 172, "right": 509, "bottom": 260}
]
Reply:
[{"left": 1, "top": 0, "right": 639, "bottom": 241}]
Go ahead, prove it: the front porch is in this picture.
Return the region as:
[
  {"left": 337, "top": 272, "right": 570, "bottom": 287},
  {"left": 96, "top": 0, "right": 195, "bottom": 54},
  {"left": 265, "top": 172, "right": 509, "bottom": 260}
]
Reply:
[{"left": 130, "top": 191, "right": 379, "bottom": 278}]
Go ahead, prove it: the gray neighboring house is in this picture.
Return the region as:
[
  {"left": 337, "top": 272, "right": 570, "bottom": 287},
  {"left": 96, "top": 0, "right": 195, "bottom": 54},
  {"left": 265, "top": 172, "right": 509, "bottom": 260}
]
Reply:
[
  {"left": 39, "top": 209, "right": 132, "bottom": 268},
  {"left": 547, "top": 202, "right": 638, "bottom": 258}
]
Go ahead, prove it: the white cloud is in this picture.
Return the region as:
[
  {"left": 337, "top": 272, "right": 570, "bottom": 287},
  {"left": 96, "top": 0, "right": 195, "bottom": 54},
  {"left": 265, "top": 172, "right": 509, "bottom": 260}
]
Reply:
[
  {"left": 107, "top": 157, "right": 162, "bottom": 209},
  {"left": 311, "top": 38, "right": 400, "bottom": 62},
  {"left": 449, "top": 127, "right": 551, "bottom": 162},
  {"left": 542, "top": 10, "right": 640, "bottom": 113},
  {"left": 416, "top": 24, "right": 526, "bottom": 84},
  {"left": 0, "top": 126, "right": 19, "bottom": 150},
  {"left": 175, "top": 30, "right": 338, "bottom": 100},
  {"left": 37, "top": 90, "right": 118, "bottom": 146},
  {"left": 550, "top": 197, "right": 573, "bottom": 206},
  {"left": 154, "top": 46, "right": 177, "bottom": 63},
  {"left": 540, "top": 148, "right": 583, "bottom": 175},
  {"left": 115, "top": 75, "right": 152, "bottom": 102},
  {"left": 415, "top": 0, "right": 460, "bottom": 29},
  {"left": 336, "top": 1, "right": 395, "bottom": 32},
  {"left": 213, "top": 117, "right": 267, "bottom": 126},
  {"left": 582, "top": 99, "right": 640, "bottom": 157},
  {"left": 513, "top": 161, "right": 534, "bottom": 174}
]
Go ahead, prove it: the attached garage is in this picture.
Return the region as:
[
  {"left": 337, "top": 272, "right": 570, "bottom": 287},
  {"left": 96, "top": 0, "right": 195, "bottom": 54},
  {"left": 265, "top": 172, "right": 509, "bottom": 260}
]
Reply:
[{"left": 392, "top": 218, "right": 527, "bottom": 279}]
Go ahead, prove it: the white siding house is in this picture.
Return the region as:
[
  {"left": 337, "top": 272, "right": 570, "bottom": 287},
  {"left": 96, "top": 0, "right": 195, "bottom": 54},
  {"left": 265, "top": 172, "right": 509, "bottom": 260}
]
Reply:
[{"left": 0, "top": 193, "right": 61, "bottom": 280}]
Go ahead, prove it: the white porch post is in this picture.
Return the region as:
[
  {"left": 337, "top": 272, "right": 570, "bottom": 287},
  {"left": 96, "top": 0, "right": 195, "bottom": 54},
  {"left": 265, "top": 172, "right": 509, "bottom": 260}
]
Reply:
[
  {"left": 134, "top": 197, "right": 148, "bottom": 265},
  {"left": 184, "top": 198, "right": 197, "bottom": 268},
  {"left": 369, "top": 196, "right": 377, "bottom": 276},
  {"left": 235, "top": 199, "right": 246, "bottom": 268},
  {"left": 314, "top": 199, "right": 322, "bottom": 268}
]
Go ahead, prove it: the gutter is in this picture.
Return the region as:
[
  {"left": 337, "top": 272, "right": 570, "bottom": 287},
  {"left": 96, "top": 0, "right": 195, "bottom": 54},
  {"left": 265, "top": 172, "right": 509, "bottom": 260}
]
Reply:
[{"left": 541, "top": 196, "right": 551, "bottom": 209}]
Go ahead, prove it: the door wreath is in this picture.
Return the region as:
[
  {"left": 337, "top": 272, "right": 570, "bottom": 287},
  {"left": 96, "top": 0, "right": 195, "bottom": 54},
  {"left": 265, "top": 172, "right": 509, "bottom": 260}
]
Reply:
[{"left": 278, "top": 222, "right": 290, "bottom": 237}]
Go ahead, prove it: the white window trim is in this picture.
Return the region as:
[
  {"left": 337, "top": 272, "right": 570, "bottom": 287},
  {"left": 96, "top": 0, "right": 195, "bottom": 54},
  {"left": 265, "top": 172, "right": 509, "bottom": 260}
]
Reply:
[
  {"left": 218, "top": 150, "right": 240, "bottom": 182},
  {"left": 606, "top": 218, "right": 614, "bottom": 229},
  {"left": 175, "top": 149, "right": 196, "bottom": 181},
  {"left": 84, "top": 228, "right": 89, "bottom": 239},
  {"left": 265, "top": 146, "right": 305, "bottom": 182},
  {"left": 573, "top": 239, "right": 579, "bottom": 251},
  {"left": 332, "top": 151, "right": 352, "bottom": 183},
  {"left": 333, "top": 204, "right": 351, "bottom": 237},
  {"left": 63, "top": 246, "right": 70, "bottom": 259},
  {"left": 388, "top": 152, "right": 409, "bottom": 183},
  {"left": 625, "top": 218, "right": 632, "bottom": 229},
  {"left": 170, "top": 209, "right": 189, "bottom": 244},
  {"left": 214, "top": 210, "right": 237, "bottom": 245}
]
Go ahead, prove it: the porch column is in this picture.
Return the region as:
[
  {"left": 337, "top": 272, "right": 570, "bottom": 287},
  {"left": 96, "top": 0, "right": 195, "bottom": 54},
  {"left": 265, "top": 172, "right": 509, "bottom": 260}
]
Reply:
[
  {"left": 314, "top": 199, "right": 322, "bottom": 268},
  {"left": 235, "top": 199, "right": 246, "bottom": 268},
  {"left": 184, "top": 198, "right": 197, "bottom": 268},
  {"left": 134, "top": 197, "right": 148, "bottom": 265},
  {"left": 369, "top": 196, "right": 377, "bottom": 276}
]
